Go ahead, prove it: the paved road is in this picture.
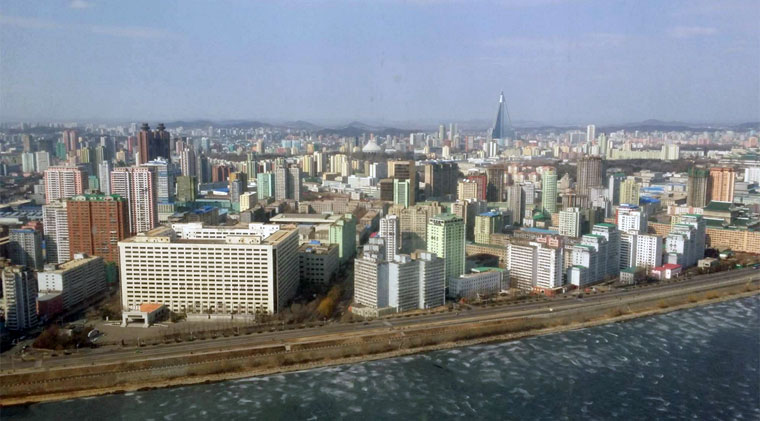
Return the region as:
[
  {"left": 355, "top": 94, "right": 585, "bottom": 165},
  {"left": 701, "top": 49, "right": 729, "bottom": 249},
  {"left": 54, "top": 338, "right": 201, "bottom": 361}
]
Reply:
[{"left": 2, "top": 268, "right": 757, "bottom": 374}]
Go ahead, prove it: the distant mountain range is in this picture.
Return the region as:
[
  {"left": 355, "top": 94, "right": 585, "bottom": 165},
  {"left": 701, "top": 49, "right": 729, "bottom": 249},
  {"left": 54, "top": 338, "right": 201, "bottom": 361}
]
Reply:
[{"left": 155, "top": 118, "right": 759, "bottom": 134}]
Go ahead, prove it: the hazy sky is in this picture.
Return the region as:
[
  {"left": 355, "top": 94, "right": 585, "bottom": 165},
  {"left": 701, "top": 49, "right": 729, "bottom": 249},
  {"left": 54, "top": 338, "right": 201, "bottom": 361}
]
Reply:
[{"left": 1, "top": 0, "right": 758, "bottom": 125}]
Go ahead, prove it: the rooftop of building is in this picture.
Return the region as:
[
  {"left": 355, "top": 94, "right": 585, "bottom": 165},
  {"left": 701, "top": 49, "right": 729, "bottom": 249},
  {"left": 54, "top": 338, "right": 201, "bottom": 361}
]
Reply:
[
  {"left": 594, "top": 222, "right": 617, "bottom": 229},
  {"left": 430, "top": 213, "right": 462, "bottom": 222},
  {"left": 520, "top": 227, "right": 559, "bottom": 235},
  {"left": 37, "top": 292, "right": 62, "bottom": 301},
  {"left": 122, "top": 225, "right": 295, "bottom": 246},
  {"left": 42, "top": 254, "right": 102, "bottom": 273},
  {"left": 654, "top": 263, "right": 682, "bottom": 271},
  {"left": 471, "top": 267, "right": 506, "bottom": 273},
  {"left": 139, "top": 303, "right": 165, "bottom": 313},
  {"left": 270, "top": 213, "right": 344, "bottom": 224},
  {"left": 704, "top": 201, "right": 734, "bottom": 212},
  {"left": 478, "top": 211, "right": 501, "bottom": 217},
  {"left": 298, "top": 242, "right": 337, "bottom": 254},
  {"left": 69, "top": 194, "right": 126, "bottom": 202}
]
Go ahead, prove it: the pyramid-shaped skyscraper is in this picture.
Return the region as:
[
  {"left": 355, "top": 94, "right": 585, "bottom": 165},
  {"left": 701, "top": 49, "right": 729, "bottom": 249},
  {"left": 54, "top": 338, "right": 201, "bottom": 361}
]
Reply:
[{"left": 491, "top": 91, "right": 515, "bottom": 140}]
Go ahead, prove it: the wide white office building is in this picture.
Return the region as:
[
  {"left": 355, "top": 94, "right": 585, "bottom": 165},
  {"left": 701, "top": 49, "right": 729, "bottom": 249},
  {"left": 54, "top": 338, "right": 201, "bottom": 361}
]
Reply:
[{"left": 119, "top": 223, "right": 299, "bottom": 315}]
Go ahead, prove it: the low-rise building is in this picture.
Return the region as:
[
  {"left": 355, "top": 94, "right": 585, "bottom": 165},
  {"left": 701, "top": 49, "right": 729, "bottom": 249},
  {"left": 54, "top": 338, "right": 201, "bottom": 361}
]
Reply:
[
  {"left": 698, "top": 257, "right": 719, "bottom": 269},
  {"left": 651, "top": 263, "right": 682, "bottom": 280},
  {"left": 449, "top": 267, "right": 507, "bottom": 298},
  {"left": 619, "top": 266, "right": 646, "bottom": 285}
]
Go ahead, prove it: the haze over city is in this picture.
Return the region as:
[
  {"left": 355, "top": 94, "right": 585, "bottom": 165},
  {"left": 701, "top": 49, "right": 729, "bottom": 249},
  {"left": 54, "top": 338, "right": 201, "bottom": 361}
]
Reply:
[{"left": 1, "top": 0, "right": 758, "bottom": 125}]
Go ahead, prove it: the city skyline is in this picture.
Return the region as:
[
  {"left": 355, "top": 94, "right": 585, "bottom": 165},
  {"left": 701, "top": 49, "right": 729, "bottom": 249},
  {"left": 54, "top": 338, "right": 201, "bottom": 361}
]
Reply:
[{"left": 1, "top": 1, "right": 758, "bottom": 124}]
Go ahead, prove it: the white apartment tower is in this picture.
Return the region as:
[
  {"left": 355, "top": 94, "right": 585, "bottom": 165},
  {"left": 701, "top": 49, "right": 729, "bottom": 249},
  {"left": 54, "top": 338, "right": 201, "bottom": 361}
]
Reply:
[
  {"left": 379, "top": 214, "right": 401, "bottom": 262},
  {"left": 617, "top": 204, "right": 647, "bottom": 234},
  {"left": 44, "top": 166, "right": 85, "bottom": 204},
  {"left": 559, "top": 207, "right": 582, "bottom": 238},
  {"left": 111, "top": 167, "right": 157, "bottom": 234},
  {"left": 2, "top": 265, "right": 38, "bottom": 331},
  {"left": 635, "top": 234, "right": 663, "bottom": 269},
  {"left": 42, "top": 200, "right": 70, "bottom": 264}
]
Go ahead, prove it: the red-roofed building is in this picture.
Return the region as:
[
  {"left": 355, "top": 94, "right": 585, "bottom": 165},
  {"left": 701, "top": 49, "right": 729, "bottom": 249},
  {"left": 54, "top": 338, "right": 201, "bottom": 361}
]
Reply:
[{"left": 651, "top": 263, "right": 682, "bottom": 280}]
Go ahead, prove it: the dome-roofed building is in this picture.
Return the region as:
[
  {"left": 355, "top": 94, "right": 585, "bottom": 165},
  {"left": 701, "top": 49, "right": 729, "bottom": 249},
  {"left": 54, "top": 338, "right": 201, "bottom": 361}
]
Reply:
[{"left": 362, "top": 138, "right": 383, "bottom": 153}]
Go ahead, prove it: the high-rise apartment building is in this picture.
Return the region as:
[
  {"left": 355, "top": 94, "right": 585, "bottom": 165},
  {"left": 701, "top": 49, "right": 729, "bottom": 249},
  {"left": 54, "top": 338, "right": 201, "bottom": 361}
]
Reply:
[
  {"left": 180, "top": 148, "right": 197, "bottom": 177},
  {"left": 111, "top": 167, "right": 157, "bottom": 234},
  {"left": 617, "top": 204, "right": 647, "bottom": 234},
  {"left": 474, "top": 211, "right": 503, "bottom": 245},
  {"left": 635, "top": 234, "right": 663, "bottom": 269},
  {"left": 506, "top": 184, "right": 523, "bottom": 225},
  {"left": 142, "top": 159, "right": 177, "bottom": 203},
  {"left": 2, "top": 264, "right": 38, "bottom": 330},
  {"left": 35, "top": 151, "right": 50, "bottom": 173},
  {"left": 708, "top": 167, "right": 735, "bottom": 203},
  {"left": 67, "top": 194, "right": 131, "bottom": 264},
  {"left": 423, "top": 162, "right": 458, "bottom": 199},
  {"left": 486, "top": 167, "right": 506, "bottom": 202},
  {"left": 576, "top": 156, "right": 603, "bottom": 204},
  {"left": 379, "top": 214, "right": 401, "bottom": 262},
  {"left": 608, "top": 172, "right": 626, "bottom": 206},
  {"left": 559, "top": 207, "right": 582, "bottom": 238},
  {"left": 119, "top": 225, "right": 299, "bottom": 314},
  {"left": 136, "top": 123, "right": 170, "bottom": 165},
  {"left": 665, "top": 214, "right": 706, "bottom": 268},
  {"left": 686, "top": 167, "right": 710, "bottom": 208},
  {"left": 98, "top": 161, "right": 111, "bottom": 195},
  {"left": 369, "top": 162, "right": 387, "bottom": 180},
  {"left": 9, "top": 229, "right": 44, "bottom": 270},
  {"left": 619, "top": 178, "right": 640, "bottom": 206},
  {"left": 42, "top": 200, "right": 70, "bottom": 264},
  {"left": 389, "top": 202, "right": 444, "bottom": 253},
  {"left": 586, "top": 124, "right": 596, "bottom": 144},
  {"left": 426, "top": 213, "right": 465, "bottom": 284},
  {"left": 44, "top": 166, "right": 85, "bottom": 203},
  {"left": 393, "top": 179, "right": 412, "bottom": 208},
  {"left": 353, "top": 238, "right": 388, "bottom": 309},
  {"left": 591, "top": 223, "right": 620, "bottom": 278},
  {"left": 744, "top": 167, "right": 760, "bottom": 184},
  {"left": 328, "top": 214, "right": 357, "bottom": 263},
  {"left": 541, "top": 169, "right": 558, "bottom": 213},
  {"left": 451, "top": 199, "right": 488, "bottom": 242},
  {"left": 508, "top": 239, "right": 563, "bottom": 291},
  {"left": 352, "top": 239, "right": 445, "bottom": 314},
  {"left": 388, "top": 160, "right": 416, "bottom": 205},
  {"left": 176, "top": 175, "right": 197, "bottom": 202},
  {"left": 457, "top": 179, "right": 481, "bottom": 202},
  {"left": 257, "top": 172, "right": 275, "bottom": 200},
  {"left": 416, "top": 251, "right": 445, "bottom": 309},
  {"left": 274, "top": 166, "right": 302, "bottom": 201}
]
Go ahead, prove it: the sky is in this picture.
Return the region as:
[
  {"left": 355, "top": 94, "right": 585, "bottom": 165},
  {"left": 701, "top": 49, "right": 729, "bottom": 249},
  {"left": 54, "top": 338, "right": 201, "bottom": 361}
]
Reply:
[{"left": 0, "top": 0, "right": 758, "bottom": 126}]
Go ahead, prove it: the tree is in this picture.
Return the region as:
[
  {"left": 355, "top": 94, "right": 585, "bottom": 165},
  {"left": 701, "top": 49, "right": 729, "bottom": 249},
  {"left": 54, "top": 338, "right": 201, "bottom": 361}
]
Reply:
[{"left": 317, "top": 297, "right": 335, "bottom": 319}]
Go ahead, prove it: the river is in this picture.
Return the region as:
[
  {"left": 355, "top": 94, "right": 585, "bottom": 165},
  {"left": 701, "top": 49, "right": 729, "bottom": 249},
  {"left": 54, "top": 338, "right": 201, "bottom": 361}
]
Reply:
[{"left": 5, "top": 296, "right": 759, "bottom": 420}]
